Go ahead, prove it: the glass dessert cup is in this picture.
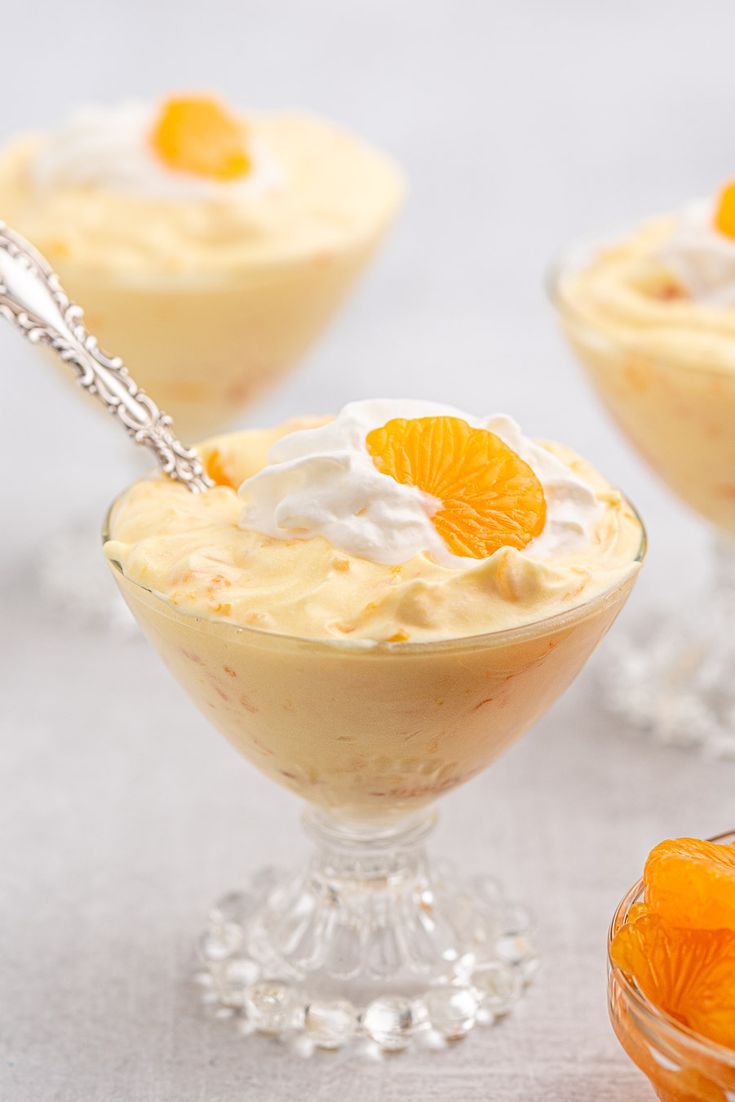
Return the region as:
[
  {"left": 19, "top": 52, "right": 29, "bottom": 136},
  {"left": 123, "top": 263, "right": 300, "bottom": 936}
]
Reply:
[
  {"left": 104, "top": 501, "right": 644, "bottom": 1053},
  {"left": 608, "top": 830, "right": 735, "bottom": 1102},
  {"left": 549, "top": 241, "right": 735, "bottom": 755}
]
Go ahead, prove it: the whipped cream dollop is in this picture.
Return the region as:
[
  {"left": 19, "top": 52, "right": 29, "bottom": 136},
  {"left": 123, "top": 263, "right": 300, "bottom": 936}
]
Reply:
[
  {"left": 657, "top": 199, "right": 735, "bottom": 305},
  {"left": 31, "top": 101, "right": 284, "bottom": 201},
  {"left": 238, "top": 399, "right": 603, "bottom": 568}
]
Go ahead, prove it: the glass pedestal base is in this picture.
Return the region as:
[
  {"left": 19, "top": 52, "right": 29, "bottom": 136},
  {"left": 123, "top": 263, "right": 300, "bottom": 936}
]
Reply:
[
  {"left": 194, "top": 810, "right": 537, "bottom": 1055},
  {"left": 603, "top": 536, "right": 735, "bottom": 756}
]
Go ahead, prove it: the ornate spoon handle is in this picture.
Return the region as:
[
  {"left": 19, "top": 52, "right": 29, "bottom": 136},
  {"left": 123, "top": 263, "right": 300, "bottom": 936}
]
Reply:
[{"left": 0, "top": 221, "right": 213, "bottom": 492}]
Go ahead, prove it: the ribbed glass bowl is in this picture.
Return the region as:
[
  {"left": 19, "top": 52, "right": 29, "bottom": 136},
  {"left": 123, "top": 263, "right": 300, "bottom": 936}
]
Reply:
[{"left": 608, "top": 830, "right": 735, "bottom": 1102}]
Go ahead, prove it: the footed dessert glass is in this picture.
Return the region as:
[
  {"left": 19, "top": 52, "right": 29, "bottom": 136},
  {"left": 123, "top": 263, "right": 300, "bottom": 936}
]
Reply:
[
  {"left": 104, "top": 504, "right": 644, "bottom": 1053},
  {"left": 2, "top": 103, "right": 405, "bottom": 440},
  {"left": 550, "top": 240, "right": 735, "bottom": 755},
  {"left": 608, "top": 830, "right": 735, "bottom": 1102}
]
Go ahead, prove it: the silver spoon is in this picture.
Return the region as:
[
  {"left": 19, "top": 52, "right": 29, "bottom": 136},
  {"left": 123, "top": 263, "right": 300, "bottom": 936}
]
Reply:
[{"left": 0, "top": 221, "right": 213, "bottom": 492}]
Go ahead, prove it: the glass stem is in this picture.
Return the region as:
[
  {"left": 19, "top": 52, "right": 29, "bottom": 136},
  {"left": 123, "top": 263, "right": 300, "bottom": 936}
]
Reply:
[
  {"left": 712, "top": 532, "right": 735, "bottom": 608},
  {"left": 302, "top": 807, "right": 438, "bottom": 886}
]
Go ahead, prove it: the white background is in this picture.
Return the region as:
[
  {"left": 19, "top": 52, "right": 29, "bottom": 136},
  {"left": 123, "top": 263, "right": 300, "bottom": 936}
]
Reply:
[{"left": 1, "top": 3, "right": 732, "bottom": 1100}]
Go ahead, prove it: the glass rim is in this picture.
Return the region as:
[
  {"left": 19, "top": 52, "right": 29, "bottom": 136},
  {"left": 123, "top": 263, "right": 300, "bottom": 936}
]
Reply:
[
  {"left": 546, "top": 229, "right": 735, "bottom": 382},
  {"left": 101, "top": 486, "right": 646, "bottom": 655},
  {"left": 608, "top": 827, "right": 735, "bottom": 1067},
  {"left": 46, "top": 176, "right": 406, "bottom": 291},
  {"left": 545, "top": 227, "right": 639, "bottom": 312},
  {"left": 53, "top": 215, "right": 403, "bottom": 291}
]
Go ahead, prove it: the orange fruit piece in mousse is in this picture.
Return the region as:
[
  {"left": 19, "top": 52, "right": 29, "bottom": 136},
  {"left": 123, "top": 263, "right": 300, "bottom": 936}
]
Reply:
[
  {"left": 714, "top": 180, "right": 735, "bottom": 239},
  {"left": 611, "top": 912, "right": 735, "bottom": 1050},
  {"left": 151, "top": 95, "right": 251, "bottom": 180},
  {"left": 366, "top": 416, "right": 547, "bottom": 559},
  {"left": 205, "top": 448, "right": 237, "bottom": 488},
  {"left": 644, "top": 837, "right": 735, "bottom": 931}
]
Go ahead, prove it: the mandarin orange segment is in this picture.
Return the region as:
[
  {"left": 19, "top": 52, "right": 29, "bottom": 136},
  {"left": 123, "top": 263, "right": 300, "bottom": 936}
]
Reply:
[
  {"left": 365, "top": 416, "right": 546, "bottom": 559},
  {"left": 613, "top": 1001, "right": 733, "bottom": 1102},
  {"left": 626, "top": 901, "right": 650, "bottom": 923},
  {"left": 714, "top": 180, "right": 735, "bottom": 239},
  {"left": 644, "top": 838, "right": 735, "bottom": 931},
  {"left": 204, "top": 447, "right": 236, "bottom": 488},
  {"left": 611, "top": 913, "right": 735, "bottom": 1049},
  {"left": 151, "top": 96, "right": 251, "bottom": 180}
]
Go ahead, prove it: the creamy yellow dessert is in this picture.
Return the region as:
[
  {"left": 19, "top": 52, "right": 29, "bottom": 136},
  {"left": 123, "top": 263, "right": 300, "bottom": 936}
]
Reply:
[
  {"left": 0, "top": 96, "right": 404, "bottom": 437},
  {"left": 555, "top": 190, "right": 735, "bottom": 535},
  {"left": 104, "top": 400, "right": 644, "bottom": 822}
]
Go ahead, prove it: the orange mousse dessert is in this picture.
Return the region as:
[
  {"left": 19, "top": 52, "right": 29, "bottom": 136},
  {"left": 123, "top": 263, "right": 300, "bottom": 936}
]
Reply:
[
  {"left": 0, "top": 96, "right": 404, "bottom": 437},
  {"left": 104, "top": 399, "right": 643, "bottom": 822},
  {"left": 609, "top": 834, "right": 735, "bottom": 1102},
  {"left": 553, "top": 184, "right": 735, "bottom": 535}
]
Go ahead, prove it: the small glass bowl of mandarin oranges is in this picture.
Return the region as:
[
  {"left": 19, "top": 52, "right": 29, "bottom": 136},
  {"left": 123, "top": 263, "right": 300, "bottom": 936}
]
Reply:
[{"left": 608, "top": 834, "right": 735, "bottom": 1102}]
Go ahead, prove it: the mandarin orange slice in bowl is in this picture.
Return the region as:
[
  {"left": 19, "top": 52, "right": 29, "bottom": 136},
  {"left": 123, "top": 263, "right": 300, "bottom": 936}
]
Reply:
[
  {"left": 611, "top": 912, "right": 735, "bottom": 1050},
  {"left": 610, "top": 998, "right": 734, "bottom": 1102},
  {"left": 365, "top": 416, "right": 547, "bottom": 559},
  {"left": 151, "top": 95, "right": 251, "bottom": 180},
  {"left": 204, "top": 447, "right": 237, "bottom": 489},
  {"left": 644, "top": 837, "right": 735, "bottom": 931},
  {"left": 714, "top": 180, "right": 735, "bottom": 239},
  {"left": 608, "top": 834, "right": 735, "bottom": 1102}
]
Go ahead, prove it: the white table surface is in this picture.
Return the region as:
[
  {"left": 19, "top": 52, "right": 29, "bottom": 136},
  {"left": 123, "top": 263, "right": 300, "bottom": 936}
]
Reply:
[{"left": 1, "top": 2, "right": 734, "bottom": 1098}]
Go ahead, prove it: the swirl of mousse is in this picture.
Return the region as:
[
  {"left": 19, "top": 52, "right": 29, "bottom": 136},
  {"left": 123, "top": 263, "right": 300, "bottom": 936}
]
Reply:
[
  {"left": 559, "top": 181, "right": 735, "bottom": 371},
  {"left": 0, "top": 95, "right": 405, "bottom": 275},
  {"left": 105, "top": 400, "right": 642, "bottom": 643},
  {"left": 656, "top": 195, "right": 735, "bottom": 307}
]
